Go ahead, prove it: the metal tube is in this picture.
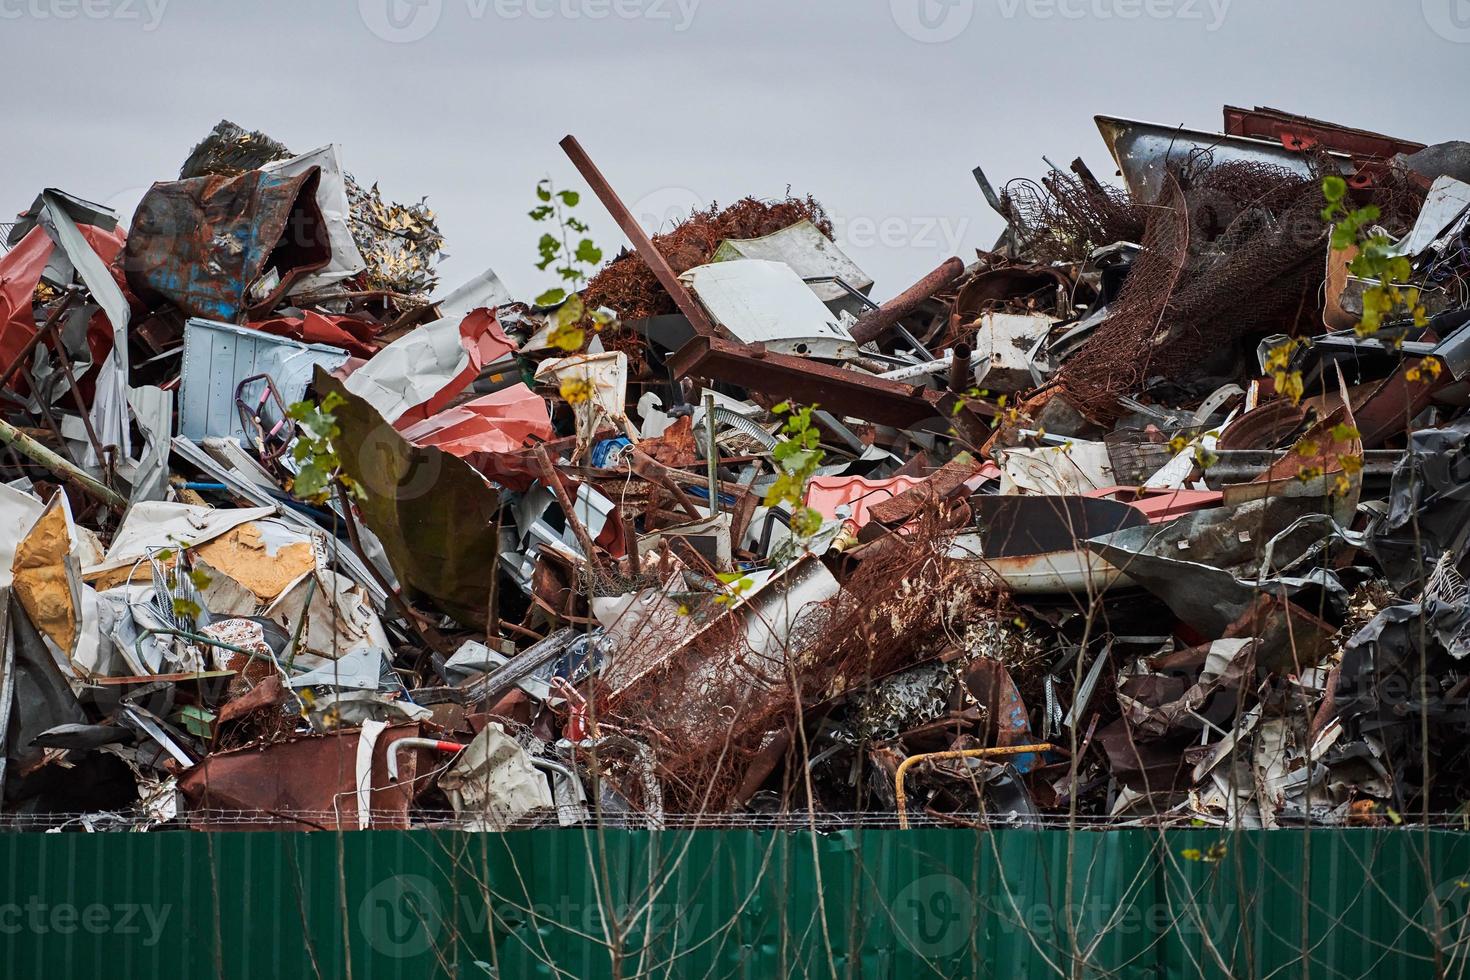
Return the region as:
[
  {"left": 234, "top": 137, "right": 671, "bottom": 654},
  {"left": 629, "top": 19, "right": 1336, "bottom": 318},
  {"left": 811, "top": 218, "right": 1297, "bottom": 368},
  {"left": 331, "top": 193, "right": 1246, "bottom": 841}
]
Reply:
[
  {"left": 849, "top": 257, "right": 965, "bottom": 346},
  {"left": 948, "top": 344, "right": 973, "bottom": 393},
  {"left": 703, "top": 393, "right": 720, "bottom": 513},
  {"left": 387, "top": 737, "right": 466, "bottom": 783},
  {"left": 535, "top": 445, "right": 601, "bottom": 564},
  {"left": 0, "top": 415, "right": 126, "bottom": 510},
  {"left": 878, "top": 357, "right": 952, "bottom": 383},
  {"left": 895, "top": 743, "right": 1052, "bottom": 829}
]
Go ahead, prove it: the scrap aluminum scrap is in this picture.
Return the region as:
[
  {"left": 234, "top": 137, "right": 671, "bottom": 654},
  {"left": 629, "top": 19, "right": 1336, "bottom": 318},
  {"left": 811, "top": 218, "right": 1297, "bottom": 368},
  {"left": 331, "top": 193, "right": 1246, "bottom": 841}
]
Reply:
[{"left": 4, "top": 107, "right": 1470, "bottom": 832}]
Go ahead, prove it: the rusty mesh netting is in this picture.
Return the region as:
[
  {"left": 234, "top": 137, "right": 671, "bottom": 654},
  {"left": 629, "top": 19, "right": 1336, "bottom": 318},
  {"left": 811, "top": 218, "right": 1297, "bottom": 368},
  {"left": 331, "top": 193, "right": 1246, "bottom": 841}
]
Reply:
[
  {"left": 1002, "top": 171, "right": 1148, "bottom": 264},
  {"left": 582, "top": 195, "right": 833, "bottom": 322},
  {"left": 595, "top": 507, "right": 1000, "bottom": 813},
  {"left": 1055, "top": 153, "right": 1346, "bottom": 421}
]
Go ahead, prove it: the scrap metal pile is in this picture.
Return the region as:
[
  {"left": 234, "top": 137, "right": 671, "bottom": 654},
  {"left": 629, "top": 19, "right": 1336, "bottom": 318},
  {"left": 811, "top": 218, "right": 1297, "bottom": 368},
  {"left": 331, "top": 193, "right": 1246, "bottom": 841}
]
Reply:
[{"left": 4, "top": 107, "right": 1470, "bottom": 831}]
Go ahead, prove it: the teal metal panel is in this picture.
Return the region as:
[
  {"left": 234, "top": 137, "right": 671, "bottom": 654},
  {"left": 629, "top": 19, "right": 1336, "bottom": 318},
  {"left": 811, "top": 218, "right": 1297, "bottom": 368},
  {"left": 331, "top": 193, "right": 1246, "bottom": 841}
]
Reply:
[{"left": 1, "top": 829, "right": 1468, "bottom": 978}]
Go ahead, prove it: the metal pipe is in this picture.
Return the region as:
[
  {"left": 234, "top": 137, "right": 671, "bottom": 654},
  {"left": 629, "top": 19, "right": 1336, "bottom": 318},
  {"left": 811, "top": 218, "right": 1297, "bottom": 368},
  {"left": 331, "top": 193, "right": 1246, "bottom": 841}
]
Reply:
[
  {"left": 878, "top": 357, "right": 952, "bottom": 383},
  {"left": 622, "top": 512, "right": 641, "bottom": 576},
  {"left": 895, "top": 743, "right": 1052, "bottom": 829},
  {"left": 387, "top": 737, "right": 466, "bottom": 782},
  {"left": 948, "top": 344, "right": 973, "bottom": 393},
  {"left": 849, "top": 257, "right": 965, "bottom": 347},
  {"left": 0, "top": 415, "right": 127, "bottom": 510},
  {"left": 534, "top": 445, "right": 601, "bottom": 564},
  {"left": 532, "top": 756, "right": 581, "bottom": 811},
  {"left": 703, "top": 393, "right": 720, "bottom": 513},
  {"left": 576, "top": 734, "right": 664, "bottom": 829}
]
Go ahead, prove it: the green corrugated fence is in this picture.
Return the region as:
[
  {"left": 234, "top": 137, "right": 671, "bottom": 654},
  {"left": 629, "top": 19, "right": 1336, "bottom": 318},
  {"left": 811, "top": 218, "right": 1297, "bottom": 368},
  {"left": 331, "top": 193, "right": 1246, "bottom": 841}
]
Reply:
[{"left": 2, "top": 828, "right": 1470, "bottom": 978}]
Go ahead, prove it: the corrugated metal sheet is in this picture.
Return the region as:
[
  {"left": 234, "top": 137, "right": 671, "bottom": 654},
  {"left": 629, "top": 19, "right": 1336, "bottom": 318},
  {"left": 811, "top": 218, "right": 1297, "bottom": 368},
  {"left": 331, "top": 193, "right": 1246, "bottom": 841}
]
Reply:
[
  {"left": 0, "top": 828, "right": 1466, "bottom": 978},
  {"left": 179, "top": 317, "right": 348, "bottom": 443}
]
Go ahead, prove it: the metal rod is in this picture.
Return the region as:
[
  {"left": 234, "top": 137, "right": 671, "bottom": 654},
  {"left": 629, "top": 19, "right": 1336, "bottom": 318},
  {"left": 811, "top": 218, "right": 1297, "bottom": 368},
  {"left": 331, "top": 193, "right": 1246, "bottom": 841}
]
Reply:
[
  {"left": 51, "top": 333, "right": 112, "bottom": 482},
  {"left": 895, "top": 743, "right": 1052, "bottom": 829},
  {"left": 0, "top": 414, "right": 126, "bottom": 510},
  {"left": 534, "top": 445, "right": 601, "bottom": 564},
  {"left": 849, "top": 257, "right": 965, "bottom": 347},
  {"left": 559, "top": 135, "right": 718, "bottom": 338},
  {"left": 0, "top": 290, "right": 79, "bottom": 394},
  {"left": 703, "top": 393, "right": 720, "bottom": 513}
]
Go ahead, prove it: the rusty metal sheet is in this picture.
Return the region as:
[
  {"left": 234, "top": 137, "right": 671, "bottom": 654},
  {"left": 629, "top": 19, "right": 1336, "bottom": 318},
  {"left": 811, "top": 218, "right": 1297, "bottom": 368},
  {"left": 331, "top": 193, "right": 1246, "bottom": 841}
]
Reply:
[
  {"left": 177, "top": 723, "right": 425, "bottom": 830},
  {"left": 1223, "top": 105, "right": 1424, "bottom": 165},
  {"left": 124, "top": 167, "right": 331, "bottom": 322}
]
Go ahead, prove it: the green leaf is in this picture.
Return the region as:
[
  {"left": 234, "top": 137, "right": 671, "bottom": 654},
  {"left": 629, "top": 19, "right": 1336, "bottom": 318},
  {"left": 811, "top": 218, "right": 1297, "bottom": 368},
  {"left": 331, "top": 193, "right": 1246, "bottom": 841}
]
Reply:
[
  {"left": 791, "top": 507, "right": 824, "bottom": 538},
  {"left": 557, "top": 190, "right": 580, "bottom": 207},
  {"left": 553, "top": 294, "right": 585, "bottom": 325},
  {"left": 1322, "top": 175, "right": 1347, "bottom": 204},
  {"left": 535, "top": 288, "right": 567, "bottom": 307},
  {"left": 536, "top": 181, "right": 552, "bottom": 202},
  {"left": 575, "top": 239, "right": 603, "bottom": 265}
]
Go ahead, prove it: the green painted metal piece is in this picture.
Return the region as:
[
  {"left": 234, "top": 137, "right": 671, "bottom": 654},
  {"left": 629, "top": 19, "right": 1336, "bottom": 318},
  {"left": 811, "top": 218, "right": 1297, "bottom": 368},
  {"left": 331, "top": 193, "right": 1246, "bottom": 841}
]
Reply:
[{"left": 0, "top": 828, "right": 1467, "bottom": 978}]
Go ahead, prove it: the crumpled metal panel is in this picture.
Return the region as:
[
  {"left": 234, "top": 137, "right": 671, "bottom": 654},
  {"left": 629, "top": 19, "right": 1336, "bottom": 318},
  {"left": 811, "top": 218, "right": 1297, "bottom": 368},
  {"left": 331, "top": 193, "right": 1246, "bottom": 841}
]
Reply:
[
  {"left": 124, "top": 167, "right": 331, "bottom": 322},
  {"left": 319, "top": 368, "right": 501, "bottom": 629}
]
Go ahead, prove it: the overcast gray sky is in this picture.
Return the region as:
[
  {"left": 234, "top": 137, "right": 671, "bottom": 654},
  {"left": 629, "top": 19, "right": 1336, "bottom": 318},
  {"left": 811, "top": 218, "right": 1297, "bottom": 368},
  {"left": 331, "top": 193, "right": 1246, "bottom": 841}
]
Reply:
[{"left": 3, "top": 0, "right": 1467, "bottom": 300}]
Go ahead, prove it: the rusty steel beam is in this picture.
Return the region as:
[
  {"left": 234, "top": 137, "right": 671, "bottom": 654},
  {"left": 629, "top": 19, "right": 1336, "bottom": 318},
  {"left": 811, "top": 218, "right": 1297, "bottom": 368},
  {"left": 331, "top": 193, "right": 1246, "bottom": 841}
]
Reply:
[
  {"left": 849, "top": 256, "right": 965, "bottom": 346},
  {"left": 559, "top": 135, "right": 718, "bottom": 338},
  {"left": 669, "top": 335, "right": 992, "bottom": 430}
]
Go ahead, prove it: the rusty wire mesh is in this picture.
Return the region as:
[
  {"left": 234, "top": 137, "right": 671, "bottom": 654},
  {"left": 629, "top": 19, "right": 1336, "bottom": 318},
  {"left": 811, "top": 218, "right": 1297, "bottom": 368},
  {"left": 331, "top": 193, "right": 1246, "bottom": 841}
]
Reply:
[
  {"left": 1002, "top": 171, "right": 1148, "bottom": 264},
  {"left": 1053, "top": 151, "right": 1422, "bottom": 422},
  {"left": 595, "top": 506, "right": 1004, "bottom": 813}
]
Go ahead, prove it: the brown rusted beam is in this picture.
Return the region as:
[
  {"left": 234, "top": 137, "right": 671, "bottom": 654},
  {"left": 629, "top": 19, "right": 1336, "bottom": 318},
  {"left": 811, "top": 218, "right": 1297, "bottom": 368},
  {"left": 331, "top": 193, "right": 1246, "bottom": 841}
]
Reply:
[
  {"left": 534, "top": 445, "right": 603, "bottom": 566},
  {"left": 559, "top": 135, "right": 718, "bottom": 338},
  {"left": 849, "top": 257, "right": 965, "bottom": 346},
  {"left": 630, "top": 448, "right": 702, "bottom": 521},
  {"left": 669, "top": 335, "right": 992, "bottom": 430}
]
